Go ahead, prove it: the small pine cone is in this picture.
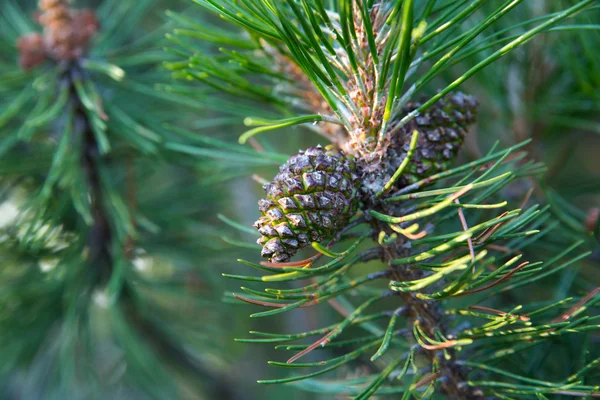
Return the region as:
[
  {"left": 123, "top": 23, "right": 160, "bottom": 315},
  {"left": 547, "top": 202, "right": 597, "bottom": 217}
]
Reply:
[
  {"left": 254, "top": 145, "right": 360, "bottom": 262},
  {"left": 35, "top": 0, "right": 98, "bottom": 62},
  {"left": 71, "top": 9, "right": 100, "bottom": 47},
  {"left": 387, "top": 91, "right": 478, "bottom": 186},
  {"left": 17, "top": 33, "right": 47, "bottom": 70},
  {"left": 38, "top": 0, "right": 76, "bottom": 60}
]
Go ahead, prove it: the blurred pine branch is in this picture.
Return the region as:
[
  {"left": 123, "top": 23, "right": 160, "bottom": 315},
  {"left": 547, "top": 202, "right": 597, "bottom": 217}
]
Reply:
[{"left": 0, "top": 0, "right": 247, "bottom": 398}]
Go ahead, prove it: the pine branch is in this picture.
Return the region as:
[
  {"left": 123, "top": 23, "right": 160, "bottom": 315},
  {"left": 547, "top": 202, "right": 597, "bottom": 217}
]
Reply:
[
  {"left": 172, "top": 1, "right": 600, "bottom": 398},
  {"left": 73, "top": 65, "right": 113, "bottom": 284}
]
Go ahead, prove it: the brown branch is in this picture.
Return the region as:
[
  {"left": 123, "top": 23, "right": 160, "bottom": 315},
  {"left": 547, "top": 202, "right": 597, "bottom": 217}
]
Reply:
[
  {"left": 457, "top": 262, "right": 530, "bottom": 296},
  {"left": 551, "top": 287, "right": 600, "bottom": 324},
  {"left": 260, "top": 253, "right": 321, "bottom": 268},
  {"left": 469, "top": 305, "right": 530, "bottom": 322},
  {"left": 287, "top": 329, "right": 338, "bottom": 364},
  {"left": 251, "top": 173, "right": 269, "bottom": 185},
  {"left": 71, "top": 67, "right": 113, "bottom": 283},
  {"left": 485, "top": 244, "right": 514, "bottom": 253},
  {"left": 419, "top": 340, "right": 461, "bottom": 351},
  {"left": 412, "top": 372, "right": 441, "bottom": 389},
  {"left": 520, "top": 187, "right": 534, "bottom": 209},
  {"left": 247, "top": 137, "right": 265, "bottom": 152},
  {"left": 474, "top": 212, "right": 509, "bottom": 244},
  {"left": 327, "top": 298, "right": 352, "bottom": 318},
  {"left": 233, "top": 294, "right": 299, "bottom": 309}
]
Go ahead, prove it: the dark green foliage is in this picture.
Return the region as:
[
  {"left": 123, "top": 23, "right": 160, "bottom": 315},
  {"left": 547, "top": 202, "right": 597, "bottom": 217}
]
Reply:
[{"left": 0, "top": 0, "right": 241, "bottom": 398}]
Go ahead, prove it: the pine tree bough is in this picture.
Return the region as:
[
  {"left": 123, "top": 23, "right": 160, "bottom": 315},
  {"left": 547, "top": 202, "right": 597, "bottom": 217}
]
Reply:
[
  {"left": 253, "top": 92, "right": 481, "bottom": 397},
  {"left": 246, "top": 2, "right": 484, "bottom": 395}
]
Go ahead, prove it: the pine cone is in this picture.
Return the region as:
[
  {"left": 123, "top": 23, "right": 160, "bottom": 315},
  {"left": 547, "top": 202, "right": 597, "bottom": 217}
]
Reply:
[
  {"left": 254, "top": 145, "right": 360, "bottom": 263},
  {"left": 18, "top": 0, "right": 100, "bottom": 64},
  {"left": 17, "top": 33, "right": 47, "bottom": 70},
  {"left": 387, "top": 92, "right": 478, "bottom": 186}
]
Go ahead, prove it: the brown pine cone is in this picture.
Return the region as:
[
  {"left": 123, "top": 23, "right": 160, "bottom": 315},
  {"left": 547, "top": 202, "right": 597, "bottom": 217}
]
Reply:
[
  {"left": 386, "top": 92, "right": 479, "bottom": 187},
  {"left": 18, "top": 0, "right": 100, "bottom": 64},
  {"left": 254, "top": 145, "right": 360, "bottom": 262},
  {"left": 17, "top": 33, "right": 47, "bottom": 69}
]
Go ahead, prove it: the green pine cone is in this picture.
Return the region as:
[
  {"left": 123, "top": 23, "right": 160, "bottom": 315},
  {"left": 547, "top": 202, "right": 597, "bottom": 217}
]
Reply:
[
  {"left": 254, "top": 145, "right": 360, "bottom": 263},
  {"left": 387, "top": 91, "right": 479, "bottom": 186}
]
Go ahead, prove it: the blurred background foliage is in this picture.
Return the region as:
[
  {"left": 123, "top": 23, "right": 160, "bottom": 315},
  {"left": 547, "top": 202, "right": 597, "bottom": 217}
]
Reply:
[
  {"left": 0, "top": 0, "right": 598, "bottom": 399},
  {"left": 0, "top": 0, "right": 302, "bottom": 399}
]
